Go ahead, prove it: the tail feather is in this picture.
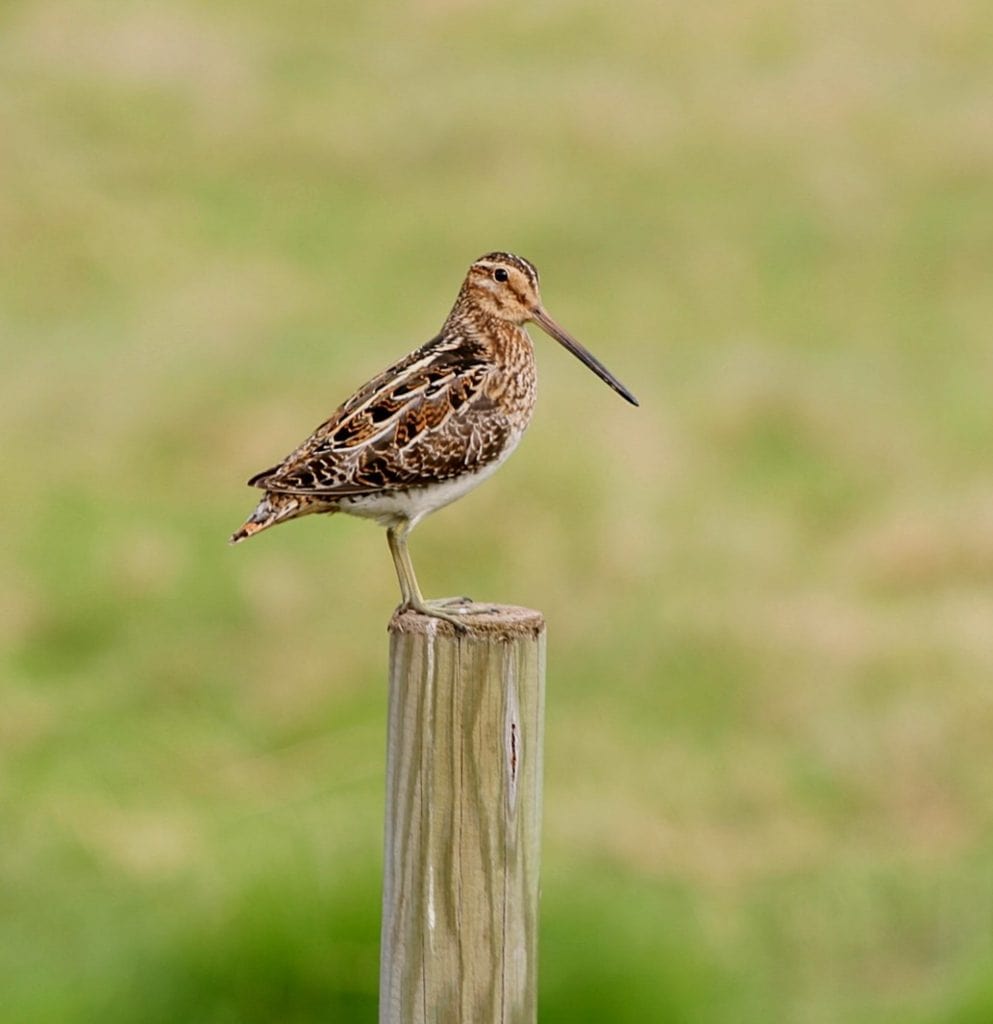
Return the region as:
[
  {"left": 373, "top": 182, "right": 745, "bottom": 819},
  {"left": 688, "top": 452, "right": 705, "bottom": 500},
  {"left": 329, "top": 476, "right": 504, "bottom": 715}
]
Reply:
[{"left": 230, "top": 493, "right": 307, "bottom": 544}]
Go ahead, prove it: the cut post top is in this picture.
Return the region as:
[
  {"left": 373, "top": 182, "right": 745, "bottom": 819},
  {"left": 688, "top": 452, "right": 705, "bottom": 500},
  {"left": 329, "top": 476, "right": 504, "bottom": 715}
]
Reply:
[{"left": 389, "top": 604, "right": 545, "bottom": 641}]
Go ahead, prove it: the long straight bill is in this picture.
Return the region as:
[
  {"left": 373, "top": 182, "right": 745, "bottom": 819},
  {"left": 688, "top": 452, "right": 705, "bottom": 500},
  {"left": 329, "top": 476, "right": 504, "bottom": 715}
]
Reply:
[{"left": 531, "top": 308, "right": 639, "bottom": 406}]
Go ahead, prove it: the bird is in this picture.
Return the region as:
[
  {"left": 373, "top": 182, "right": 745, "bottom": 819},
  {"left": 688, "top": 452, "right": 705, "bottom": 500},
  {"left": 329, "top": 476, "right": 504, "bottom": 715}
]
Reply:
[{"left": 230, "top": 251, "right": 638, "bottom": 627}]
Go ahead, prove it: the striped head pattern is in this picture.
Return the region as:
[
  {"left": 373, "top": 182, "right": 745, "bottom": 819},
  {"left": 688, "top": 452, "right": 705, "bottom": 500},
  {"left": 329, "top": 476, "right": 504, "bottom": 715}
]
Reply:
[
  {"left": 461, "top": 252, "right": 542, "bottom": 324},
  {"left": 457, "top": 250, "right": 639, "bottom": 406}
]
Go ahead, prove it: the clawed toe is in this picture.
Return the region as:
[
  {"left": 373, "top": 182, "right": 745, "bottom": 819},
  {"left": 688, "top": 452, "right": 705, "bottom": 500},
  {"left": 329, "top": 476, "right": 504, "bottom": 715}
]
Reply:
[
  {"left": 428, "top": 600, "right": 501, "bottom": 618},
  {"left": 431, "top": 595, "right": 474, "bottom": 609},
  {"left": 395, "top": 591, "right": 503, "bottom": 632},
  {"left": 398, "top": 599, "right": 469, "bottom": 632}
]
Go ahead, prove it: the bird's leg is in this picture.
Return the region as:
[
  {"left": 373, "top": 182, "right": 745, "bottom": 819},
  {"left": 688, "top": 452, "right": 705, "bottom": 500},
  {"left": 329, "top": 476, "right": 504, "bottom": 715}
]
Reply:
[
  {"left": 386, "top": 522, "right": 469, "bottom": 631},
  {"left": 386, "top": 524, "right": 414, "bottom": 605}
]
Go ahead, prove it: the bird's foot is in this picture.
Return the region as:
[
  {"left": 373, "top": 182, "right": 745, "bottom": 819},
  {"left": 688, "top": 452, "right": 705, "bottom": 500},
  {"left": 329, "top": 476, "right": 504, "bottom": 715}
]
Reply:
[
  {"left": 429, "top": 597, "right": 504, "bottom": 616},
  {"left": 400, "top": 598, "right": 470, "bottom": 632},
  {"left": 398, "top": 597, "right": 500, "bottom": 631},
  {"left": 430, "top": 595, "right": 474, "bottom": 609}
]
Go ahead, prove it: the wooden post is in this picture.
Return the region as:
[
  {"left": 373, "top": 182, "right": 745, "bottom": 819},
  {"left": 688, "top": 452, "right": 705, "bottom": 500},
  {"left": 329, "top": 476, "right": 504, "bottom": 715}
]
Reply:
[{"left": 380, "top": 605, "right": 546, "bottom": 1024}]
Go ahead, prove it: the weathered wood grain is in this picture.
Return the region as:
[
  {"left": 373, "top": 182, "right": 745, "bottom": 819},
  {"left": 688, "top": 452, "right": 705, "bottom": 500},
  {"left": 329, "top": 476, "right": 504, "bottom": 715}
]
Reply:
[{"left": 380, "top": 605, "right": 546, "bottom": 1024}]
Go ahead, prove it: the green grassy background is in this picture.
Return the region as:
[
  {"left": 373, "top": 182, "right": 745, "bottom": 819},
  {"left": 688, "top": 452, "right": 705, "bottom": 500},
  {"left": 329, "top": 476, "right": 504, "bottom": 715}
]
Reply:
[{"left": 3, "top": 1, "right": 993, "bottom": 1020}]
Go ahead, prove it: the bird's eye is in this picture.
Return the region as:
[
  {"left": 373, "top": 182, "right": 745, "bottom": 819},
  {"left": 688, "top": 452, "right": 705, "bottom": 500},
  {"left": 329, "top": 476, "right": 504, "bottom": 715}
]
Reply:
[{"left": 493, "top": 268, "right": 509, "bottom": 283}]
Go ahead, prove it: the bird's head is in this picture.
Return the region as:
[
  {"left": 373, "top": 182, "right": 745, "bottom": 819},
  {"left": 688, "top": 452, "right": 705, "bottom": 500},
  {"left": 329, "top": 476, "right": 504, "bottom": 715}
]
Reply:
[
  {"left": 463, "top": 252, "right": 542, "bottom": 325},
  {"left": 462, "top": 251, "right": 639, "bottom": 406}
]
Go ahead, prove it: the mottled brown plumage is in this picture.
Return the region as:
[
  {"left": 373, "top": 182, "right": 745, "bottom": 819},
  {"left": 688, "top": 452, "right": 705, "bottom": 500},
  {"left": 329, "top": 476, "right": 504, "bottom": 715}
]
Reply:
[{"left": 231, "top": 252, "right": 637, "bottom": 626}]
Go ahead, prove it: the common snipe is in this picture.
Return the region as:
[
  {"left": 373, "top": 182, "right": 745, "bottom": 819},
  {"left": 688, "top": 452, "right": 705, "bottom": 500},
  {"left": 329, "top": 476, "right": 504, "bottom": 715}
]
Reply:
[{"left": 231, "top": 252, "right": 638, "bottom": 627}]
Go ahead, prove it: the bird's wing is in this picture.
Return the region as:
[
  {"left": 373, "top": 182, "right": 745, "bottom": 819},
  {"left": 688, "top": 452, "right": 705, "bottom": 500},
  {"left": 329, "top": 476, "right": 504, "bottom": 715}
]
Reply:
[{"left": 249, "top": 334, "right": 511, "bottom": 497}]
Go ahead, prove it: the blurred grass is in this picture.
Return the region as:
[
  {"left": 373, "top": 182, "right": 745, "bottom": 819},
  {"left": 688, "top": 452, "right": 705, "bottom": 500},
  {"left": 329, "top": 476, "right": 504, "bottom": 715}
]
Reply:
[{"left": 2, "top": 0, "right": 993, "bottom": 1021}]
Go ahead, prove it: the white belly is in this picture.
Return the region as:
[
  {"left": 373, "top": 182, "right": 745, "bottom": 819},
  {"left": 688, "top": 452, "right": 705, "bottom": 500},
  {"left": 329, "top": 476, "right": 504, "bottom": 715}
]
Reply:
[{"left": 338, "top": 434, "right": 522, "bottom": 529}]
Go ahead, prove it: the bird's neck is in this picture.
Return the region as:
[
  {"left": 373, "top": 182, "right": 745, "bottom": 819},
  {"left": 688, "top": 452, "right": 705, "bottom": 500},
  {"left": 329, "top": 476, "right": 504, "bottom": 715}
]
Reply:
[{"left": 443, "top": 302, "right": 532, "bottom": 361}]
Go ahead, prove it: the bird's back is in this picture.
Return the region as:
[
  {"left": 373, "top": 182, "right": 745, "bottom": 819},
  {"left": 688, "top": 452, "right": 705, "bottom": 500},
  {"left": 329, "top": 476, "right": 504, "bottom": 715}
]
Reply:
[{"left": 232, "top": 318, "right": 536, "bottom": 541}]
